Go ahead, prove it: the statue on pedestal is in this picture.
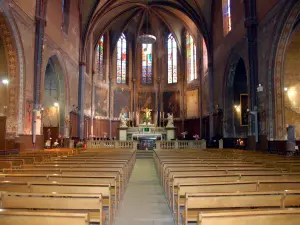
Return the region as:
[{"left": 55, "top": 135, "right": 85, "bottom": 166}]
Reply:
[
  {"left": 119, "top": 113, "right": 127, "bottom": 127},
  {"left": 166, "top": 113, "right": 174, "bottom": 128}
]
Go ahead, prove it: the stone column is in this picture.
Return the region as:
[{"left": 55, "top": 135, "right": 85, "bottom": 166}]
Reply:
[
  {"left": 208, "top": 61, "right": 214, "bottom": 139},
  {"left": 244, "top": 0, "right": 259, "bottom": 147},
  {"left": 199, "top": 37, "right": 203, "bottom": 139},
  {"left": 77, "top": 62, "right": 86, "bottom": 140},
  {"left": 90, "top": 70, "right": 95, "bottom": 138},
  {"left": 132, "top": 78, "right": 137, "bottom": 125},
  {"left": 157, "top": 77, "right": 161, "bottom": 126},
  {"left": 108, "top": 74, "right": 112, "bottom": 139},
  {"left": 32, "top": 0, "right": 47, "bottom": 145},
  {"left": 132, "top": 39, "right": 137, "bottom": 126}
]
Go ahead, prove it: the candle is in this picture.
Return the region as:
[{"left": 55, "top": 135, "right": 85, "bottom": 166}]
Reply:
[{"left": 129, "top": 112, "right": 131, "bottom": 119}]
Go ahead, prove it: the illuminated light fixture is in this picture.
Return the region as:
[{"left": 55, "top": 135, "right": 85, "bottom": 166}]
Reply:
[
  {"left": 54, "top": 102, "right": 59, "bottom": 107},
  {"left": 2, "top": 79, "right": 9, "bottom": 85},
  {"left": 234, "top": 104, "right": 241, "bottom": 113},
  {"left": 137, "top": 34, "right": 156, "bottom": 44},
  {"left": 284, "top": 87, "right": 288, "bottom": 92},
  {"left": 287, "top": 89, "right": 297, "bottom": 98}
]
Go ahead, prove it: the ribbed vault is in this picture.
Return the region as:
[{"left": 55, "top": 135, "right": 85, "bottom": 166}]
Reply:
[{"left": 79, "top": 0, "right": 213, "bottom": 58}]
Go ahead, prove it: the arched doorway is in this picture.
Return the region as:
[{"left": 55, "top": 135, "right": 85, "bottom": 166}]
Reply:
[
  {"left": 271, "top": 1, "right": 300, "bottom": 140},
  {"left": 43, "top": 56, "right": 66, "bottom": 146},
  {"left": 283, "top": 25, "right": 300, "bottom": 139},
  {"left": 223, "top": 55, "right": 248, "bottom": 139}
]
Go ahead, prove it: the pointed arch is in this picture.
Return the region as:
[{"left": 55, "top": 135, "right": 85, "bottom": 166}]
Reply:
[
  {"left": 116, "top": 33, "right": 127, "bottom": 84},
  {"left": 167, "top": 33, "right": 177, "bottom": 84}
]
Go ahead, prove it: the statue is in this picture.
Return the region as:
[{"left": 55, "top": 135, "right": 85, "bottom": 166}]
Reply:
[
  {"left": 119, "top": 113, "right": 127, "bottom": 127},
  {"left": 166, "top": 113, "right": 174, "bottom": 128},
  {"left": 143, "top": 107, "right": 152, "bottom": 124}
]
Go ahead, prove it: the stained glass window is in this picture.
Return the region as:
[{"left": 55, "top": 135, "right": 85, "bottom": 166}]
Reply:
[
  {"left": 116, "top": 33, "right": 127, "bottom": 84},
  {"left": 61, "top": 0, "right": 70, "bottom": 34},
  {"left": 186, "top": 33, "right": 197, "bottom": 82},
  {"left": 96, "top": 36, "right": 104, "bottom": 81},
  {"left": 141, "top": 44, "right": 152, "bottom": 84},
  {"left": 203, "top": 38, "right": 208, "bottom": 74},
  {"left": 168, "top": 34, "right": 177, "bottom": 84},
  {"left": 222, "top": 0, "right": 232, "bottom": 35}
]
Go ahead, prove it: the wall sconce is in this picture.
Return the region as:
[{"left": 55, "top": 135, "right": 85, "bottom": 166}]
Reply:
[
  {"left": 257, "top": 84, "right": 263, "bottom": 92},
  {"left": 234, "top": 104, "right": 241, "bottom": 113},
  {"left": 2, "top": 79, "right": 9, "bottom": 85}
]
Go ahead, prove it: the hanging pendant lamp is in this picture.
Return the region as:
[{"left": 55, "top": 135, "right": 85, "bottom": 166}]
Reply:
[{"left": 137, "top": 6, "right": 156, "bottom": 44}]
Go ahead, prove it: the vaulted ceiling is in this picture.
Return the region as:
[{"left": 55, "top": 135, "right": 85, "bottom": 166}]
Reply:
[{"left": 79, "top": 0, "right": 213, "bottom": 55}]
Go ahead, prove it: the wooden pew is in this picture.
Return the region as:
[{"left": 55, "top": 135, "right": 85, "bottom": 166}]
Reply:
[
  {"left": 0, "top": 159, "right": 24, "bottom": 167},
  {"left": 197, "top": 209, "right": 300, "bottom": 225},
  {"left": 3, "top": 168, "right": 126, "bottom": 191},
  {"left": 0, "top": 192, "right": 107, "bottom": 225},
  {"left": 0, "top": 161, "right": 12, "bottom": 170},
  {"left": 0, "top": 181, "right": 114, "bottom": 224},
  {"left": 163, "top": 168, "right": 292, "bottom": 193},
  {"left": 0, "top": 174, "right": 121, "bottom": 201},
  {"left": 174, "top": 180, "right": 300, "bottom": 223},
  {"left": 24, "top": 163, "right": 129, "bottom": 182},
  {"left": 168, "top": 172, "right": 300, "bottom": 204},
  {"left": 161, "top": 163, "right": 269, "bottom": 182},
  {"left": 0, "top": 211, "right": 89, "bottom": 225},
  {"left": 183, "top": 190, "right": 300, "bottom": 225}
]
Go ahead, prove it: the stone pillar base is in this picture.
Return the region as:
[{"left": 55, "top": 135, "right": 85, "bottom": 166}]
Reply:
[
  {"left": 119, "top": 127, "right": 128, "bottom": 141},
  {"left": 166, "top": 127, "right": 176, "bottom": 141}
]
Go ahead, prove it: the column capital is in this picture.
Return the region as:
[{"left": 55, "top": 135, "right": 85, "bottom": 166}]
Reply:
[{"left": 35, "top": 16, "right": 47, "bottom": 26}]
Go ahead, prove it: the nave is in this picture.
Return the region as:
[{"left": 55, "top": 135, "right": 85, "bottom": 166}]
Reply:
[{"left": 2, "top": 148, "right": 300, "bottom": 225}]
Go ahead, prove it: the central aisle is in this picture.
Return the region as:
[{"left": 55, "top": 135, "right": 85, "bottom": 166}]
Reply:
[{"left": 114, "top": 158, "right": 175, "bottom": 225}]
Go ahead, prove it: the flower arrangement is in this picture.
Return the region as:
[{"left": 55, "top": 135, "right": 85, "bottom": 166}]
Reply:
[
  {"left": 76, "top": 141, "right": 84, "bottom": 148},
  {"left": 193, "top": 134, "right": 200, "bottom": 140}
]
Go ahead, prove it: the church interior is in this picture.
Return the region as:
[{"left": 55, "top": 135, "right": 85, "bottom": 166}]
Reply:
[{"left": 1, "top": 0, "right": 300, "bottom": 225}]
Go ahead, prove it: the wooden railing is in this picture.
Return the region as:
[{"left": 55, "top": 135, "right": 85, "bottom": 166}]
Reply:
[{"left": 87, "top": 140, "right": 206, "bottom": 150}]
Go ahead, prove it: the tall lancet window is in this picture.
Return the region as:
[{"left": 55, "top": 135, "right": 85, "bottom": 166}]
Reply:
[
  {"left": 168, "top": 34, "right": 177, "bottom": 84},
  {"left": 186, "top": 33, "right": 197, "bottom": 82},
  {"left": 222, "top": 0, "right": 232, "bottom": 35},
  {"left": 141, "top": 44, "right": 152, "bottom": 84},
  {"left": 203, "top": 38, "right": 208, "bottom": 74},
  {"left": 96, "top": 36, "right": 104, "bottom": 81},
  {"left": 61, "top": 0, "right": 70, "bottom": 34},
  {"left": 117, "top": 33, "right": 127, "bottom": 84}
]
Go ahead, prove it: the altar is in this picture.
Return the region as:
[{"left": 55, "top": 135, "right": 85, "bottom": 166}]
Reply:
[
  {"left": 118, "top": 108, "right": 176, "bottom": 148},
  {"left": 128, "top": 125, "right": 165, "bottom": 141}
]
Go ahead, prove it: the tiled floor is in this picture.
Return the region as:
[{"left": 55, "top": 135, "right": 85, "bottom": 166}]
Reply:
[{"left": 114, "top": 159, "right": 175, "bottom": 225}]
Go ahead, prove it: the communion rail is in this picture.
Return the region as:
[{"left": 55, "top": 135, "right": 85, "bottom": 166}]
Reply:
[{"left": 87, "top": 140, "right": 206, "bottom": 150}]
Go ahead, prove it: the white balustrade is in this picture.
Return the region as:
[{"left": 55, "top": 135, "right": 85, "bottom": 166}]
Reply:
[{"left": 87, "top": 139, "right": 206, "bottom": 150}]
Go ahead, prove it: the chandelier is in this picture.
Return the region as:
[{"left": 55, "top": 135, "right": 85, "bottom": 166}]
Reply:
[
  {"left": 137, "top": 6, "right": 156, "bottom": 44},
  {"left": 137, "top": 34, "right": 156, "bottom": 44}
]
